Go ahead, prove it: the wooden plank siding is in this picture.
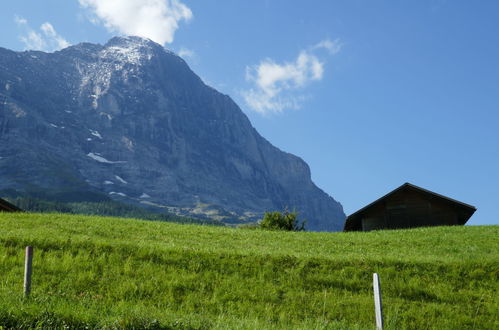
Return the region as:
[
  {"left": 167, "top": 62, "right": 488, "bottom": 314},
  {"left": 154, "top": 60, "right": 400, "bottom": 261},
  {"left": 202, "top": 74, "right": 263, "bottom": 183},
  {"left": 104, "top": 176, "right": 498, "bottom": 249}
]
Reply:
[{"left": 345, "top": 183, "right": 476, "bottom": 231}]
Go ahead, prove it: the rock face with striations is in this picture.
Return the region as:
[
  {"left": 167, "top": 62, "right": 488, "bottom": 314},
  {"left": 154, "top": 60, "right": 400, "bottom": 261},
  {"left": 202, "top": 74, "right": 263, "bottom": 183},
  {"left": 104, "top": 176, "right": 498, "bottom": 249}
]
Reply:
[{"left": 0, "top": 36, "right": 345, "bottom": 231}]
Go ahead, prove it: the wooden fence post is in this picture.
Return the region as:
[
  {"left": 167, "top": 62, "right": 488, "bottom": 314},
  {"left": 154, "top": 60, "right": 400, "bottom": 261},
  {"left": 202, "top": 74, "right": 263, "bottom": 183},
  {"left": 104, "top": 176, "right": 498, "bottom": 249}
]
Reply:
[
  {"left": 24, "top": 246, "right": 33, "bottom": 297},
  {"left": 373, "top": 272, "right": 384, "bottom": 329}
]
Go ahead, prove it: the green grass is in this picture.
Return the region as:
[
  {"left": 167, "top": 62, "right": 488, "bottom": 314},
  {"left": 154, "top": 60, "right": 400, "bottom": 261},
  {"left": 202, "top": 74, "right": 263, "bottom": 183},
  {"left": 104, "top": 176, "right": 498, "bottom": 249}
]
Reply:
[{"left": 0, "top": 213, "right": 497, "bottom": 329}]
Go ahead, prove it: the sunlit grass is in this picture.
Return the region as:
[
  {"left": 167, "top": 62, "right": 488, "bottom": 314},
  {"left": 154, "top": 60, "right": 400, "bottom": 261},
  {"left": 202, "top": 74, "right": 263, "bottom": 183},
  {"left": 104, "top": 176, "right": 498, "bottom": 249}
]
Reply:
[{"left": 0, "top": 213, "right": 497, "bottom": 329}]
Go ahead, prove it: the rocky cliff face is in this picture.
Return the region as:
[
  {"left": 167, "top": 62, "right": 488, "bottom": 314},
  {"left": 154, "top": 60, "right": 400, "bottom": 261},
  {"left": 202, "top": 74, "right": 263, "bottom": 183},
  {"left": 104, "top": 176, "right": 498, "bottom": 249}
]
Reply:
[{"left": 0, "top": 36, "right": 345, "bottom": 231}]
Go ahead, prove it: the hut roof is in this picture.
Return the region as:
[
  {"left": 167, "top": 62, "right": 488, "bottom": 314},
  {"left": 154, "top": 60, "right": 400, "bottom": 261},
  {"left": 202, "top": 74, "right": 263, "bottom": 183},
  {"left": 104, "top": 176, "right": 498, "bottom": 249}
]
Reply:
[
  {"left": 344, "top": 183, "right": 476, "bottom": 231},
  {"left": 0, "top": 198, "right": 22, "bottom": 212}
]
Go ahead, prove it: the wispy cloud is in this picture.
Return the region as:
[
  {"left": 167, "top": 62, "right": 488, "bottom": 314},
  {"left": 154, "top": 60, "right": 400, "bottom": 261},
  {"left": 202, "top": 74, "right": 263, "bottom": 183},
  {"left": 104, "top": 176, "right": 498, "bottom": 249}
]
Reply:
[
  {"left": 40, "top": 23, "right": 70, "bottom": 49},
  {"left": 312, "top": 39, "right": 342, "bottom": 55},
  {"left": 178, "top": 47, "right": 195, "bottom": 59},
  {"left": 14, "top": 16, "right": 27, "bottom": 25},
  {"left": 15, "top": 16, "right": 70, "bottom": 52},
  {"left": 78, "top": 0, "right": 192, "bottom": 45},
  {"left": 243, "top": 39, "right": 341, "bottom": 115}
]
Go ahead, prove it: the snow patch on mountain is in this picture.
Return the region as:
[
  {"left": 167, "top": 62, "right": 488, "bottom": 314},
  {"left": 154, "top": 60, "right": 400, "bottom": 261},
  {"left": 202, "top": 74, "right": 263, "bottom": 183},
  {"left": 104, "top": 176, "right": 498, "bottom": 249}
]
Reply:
[
  {"left": 109, "top": 192, "right": 126, "bottom": 197},
  {"left": 87, "top": 152, "right": 126, "bottom": 164},
  {"left": 114, "top": 175, "right": 127, "bottom": 184},
  {"left": 89, "top": 129, "right": 102, "bottom": 139}
]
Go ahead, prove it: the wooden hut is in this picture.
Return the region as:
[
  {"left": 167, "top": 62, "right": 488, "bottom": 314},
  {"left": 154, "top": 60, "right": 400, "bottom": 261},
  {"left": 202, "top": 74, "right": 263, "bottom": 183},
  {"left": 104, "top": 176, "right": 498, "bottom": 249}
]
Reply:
[
  {"left": 344, "top": 183, "right": 476, "bottom": 231},
  {"left": 0, "top": 198, "right": 22, "bottom": 212}
]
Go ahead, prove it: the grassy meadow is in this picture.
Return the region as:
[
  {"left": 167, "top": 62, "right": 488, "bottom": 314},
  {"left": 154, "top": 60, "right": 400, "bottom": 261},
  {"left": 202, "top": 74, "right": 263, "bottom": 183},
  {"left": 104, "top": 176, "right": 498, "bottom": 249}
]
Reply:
[{"left": 0, "top": 213, "right": 497, "bottom": 329}]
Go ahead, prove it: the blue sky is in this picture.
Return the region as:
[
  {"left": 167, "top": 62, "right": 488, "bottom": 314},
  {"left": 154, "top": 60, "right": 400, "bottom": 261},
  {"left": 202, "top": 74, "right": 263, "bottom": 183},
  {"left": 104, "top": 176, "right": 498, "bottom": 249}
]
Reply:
[{"left": 1, "top": 1, "right": 498, "bottom": 226}]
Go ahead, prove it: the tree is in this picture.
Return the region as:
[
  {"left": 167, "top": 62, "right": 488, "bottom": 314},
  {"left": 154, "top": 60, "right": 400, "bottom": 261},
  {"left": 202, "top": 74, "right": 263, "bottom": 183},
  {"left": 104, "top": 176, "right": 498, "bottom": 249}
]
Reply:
[{"left": 259, "top": 210, "right": 305, "bottom": 231}]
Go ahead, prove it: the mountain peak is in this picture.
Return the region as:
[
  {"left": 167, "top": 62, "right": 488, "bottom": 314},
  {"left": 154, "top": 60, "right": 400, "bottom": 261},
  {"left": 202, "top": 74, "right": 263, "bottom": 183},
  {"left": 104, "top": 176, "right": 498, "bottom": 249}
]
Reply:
[
  {"left": 100, "top": 36, "right": 177, "bottom": 65},
  {"left": 102, "top": 37, "right": 158, "bottom": 65},
  {"left": 105, "top": 36, "right": 158, "bottom": 48}
]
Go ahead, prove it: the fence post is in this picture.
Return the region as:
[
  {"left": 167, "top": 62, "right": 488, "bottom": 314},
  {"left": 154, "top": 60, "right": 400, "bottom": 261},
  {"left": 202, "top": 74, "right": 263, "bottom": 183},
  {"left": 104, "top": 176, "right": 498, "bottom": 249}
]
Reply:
[
  {"left": 373, "top": 273, "right": 384, "bottom": 329},
  {"left": 24, "top": 246, "right": 33, "bottom": 297}
]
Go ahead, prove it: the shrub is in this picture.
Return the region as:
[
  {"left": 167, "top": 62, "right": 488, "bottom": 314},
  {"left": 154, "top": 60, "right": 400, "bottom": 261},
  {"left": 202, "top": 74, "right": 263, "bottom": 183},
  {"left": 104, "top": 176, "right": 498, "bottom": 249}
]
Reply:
[{"left": 259, "top": 210, "right": 305, "bottom": 231}]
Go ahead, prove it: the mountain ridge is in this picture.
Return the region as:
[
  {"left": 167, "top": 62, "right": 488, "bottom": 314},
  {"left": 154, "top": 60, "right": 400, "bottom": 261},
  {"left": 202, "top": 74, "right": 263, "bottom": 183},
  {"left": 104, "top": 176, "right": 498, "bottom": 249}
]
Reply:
[{"left": 0, "top": 36, "right": 345, "bottom": 231}]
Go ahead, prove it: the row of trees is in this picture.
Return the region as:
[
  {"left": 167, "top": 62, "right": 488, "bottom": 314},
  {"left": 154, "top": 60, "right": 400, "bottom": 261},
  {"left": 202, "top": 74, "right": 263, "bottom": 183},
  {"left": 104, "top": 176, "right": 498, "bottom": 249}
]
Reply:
[
  {"left": 7, "top": 195, "right": 306, "bottom": 231},
  {"left": 4, "top": 196, "right": 224, "bottom": 226}
]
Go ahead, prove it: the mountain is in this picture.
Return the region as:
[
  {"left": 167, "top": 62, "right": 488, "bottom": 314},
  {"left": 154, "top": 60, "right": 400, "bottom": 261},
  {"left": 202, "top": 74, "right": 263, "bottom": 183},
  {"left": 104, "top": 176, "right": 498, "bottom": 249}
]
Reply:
[{"left": 0, "top": 36, "right": 345, "bottom": 231}]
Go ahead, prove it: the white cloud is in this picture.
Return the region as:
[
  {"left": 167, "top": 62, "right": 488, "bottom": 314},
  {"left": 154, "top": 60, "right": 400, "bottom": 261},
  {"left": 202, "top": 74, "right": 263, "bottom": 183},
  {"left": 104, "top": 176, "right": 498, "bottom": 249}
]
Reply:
[
  {"left": 312, "top": 38, "right": 342, "bottom": 55},
  {"left": 14, "top": 16, "right": 27, "bottom": 25},
  {"left": 243, "top": 39, "right": 340, "bottom": 115},
  {"left": 178, "top": 47, "right": 195, "bottom": 59},
  {"left": 15, "top": 16, "right": 70, "bottom": 52},
  {"left": 20, "top": 31, "right": 46, "bottom": 51},
  {"left": 40, "top": 23, "right": 70, "bottom": 49},
  {"left": 79, "top": 0, "right": 192, "bottom": 45}
]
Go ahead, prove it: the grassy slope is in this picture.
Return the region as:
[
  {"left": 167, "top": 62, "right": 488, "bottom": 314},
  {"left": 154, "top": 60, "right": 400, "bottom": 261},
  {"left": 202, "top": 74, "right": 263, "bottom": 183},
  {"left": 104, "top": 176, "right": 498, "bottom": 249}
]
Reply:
[{"left": 0, "top": 213, "right": 497, "bottom": 329}]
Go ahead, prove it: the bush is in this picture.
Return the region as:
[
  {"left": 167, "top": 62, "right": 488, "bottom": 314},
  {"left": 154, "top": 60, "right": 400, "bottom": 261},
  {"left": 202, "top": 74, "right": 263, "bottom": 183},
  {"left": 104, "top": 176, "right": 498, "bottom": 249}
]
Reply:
[{"left": 259, "top": 210, "right": 305, "bottom": 231}]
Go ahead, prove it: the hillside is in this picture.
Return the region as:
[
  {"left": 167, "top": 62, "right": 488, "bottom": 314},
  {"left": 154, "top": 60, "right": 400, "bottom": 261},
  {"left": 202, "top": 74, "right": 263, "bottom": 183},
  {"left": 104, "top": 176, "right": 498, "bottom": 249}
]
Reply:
[
  {"left": 0, "top": 213, "right": 497, "bottom": 329},
  {"left": 0, "top": 36, "right": 345, "bottom": 231},
  {"left": 2, "top": 195, "right": 224, "bottom": 226}
]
